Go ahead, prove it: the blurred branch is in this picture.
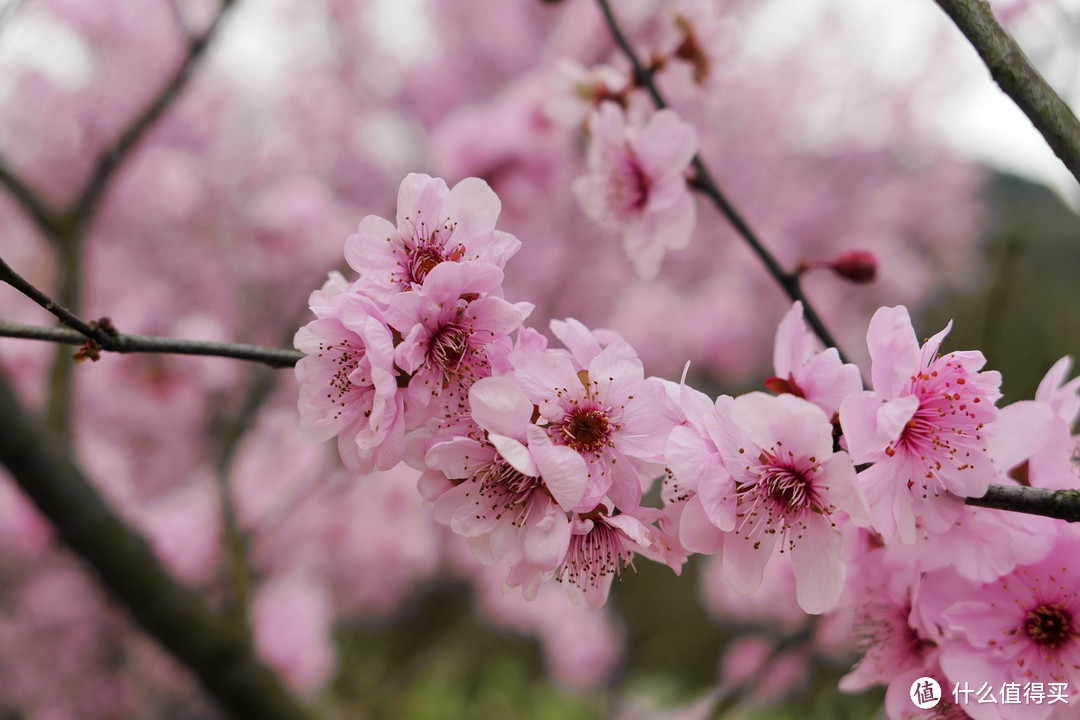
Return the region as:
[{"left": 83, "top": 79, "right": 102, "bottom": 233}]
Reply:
[
  {"left": 933, "top": 0, "right": 1080, "bottom": 188},
  {"left": 708, "top": 625, "right": 815, "bottom": 719},
  {"left": 593, "top": 0, "right": 849, "bottom": 363},
  {"left": 966, "top": 485, "right": 1080, "bottom": 522},
  {"left": 0, "top": 319, "right": 302, "bottom": 369},
  {"left": 0, "top": 155, "right": 64, "bottom": 240},
  {"left": 0, "top": 367, "right": 318, "bottom": 720},
  {"left": 67, "top": 0, "right": 237, "bottom": 223},
  {"left": 211, "top": 365, "right": 283, "bottom": 625},
  {"left": 0, "top": 0, "right": 236, "bottom": 241}
]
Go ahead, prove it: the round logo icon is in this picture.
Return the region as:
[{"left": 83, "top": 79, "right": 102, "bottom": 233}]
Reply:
[{"left": 910, "top": 677, "right": 942, "bottom": 709}]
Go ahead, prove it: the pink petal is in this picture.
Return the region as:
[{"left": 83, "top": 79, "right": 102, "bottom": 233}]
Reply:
[
  {"left": 790, "top": 520, "right": 844, "bottom": 614},
  {"left": 488, "top": 432, "right": 540, "bottom": 477},
  {"left": 678, "top": 495, "right": 725, "bottom": 554},
  {"left": 523, "top": 508, "right": 571, "bottom": 571},
  {"left": 528, "top": 426, "right": 587, "bottom": 510},
  {"left": 633, "top": 108, "right": 698, "bottom": 179},
  {"left": 866, "top": 305, "right": 918, "bottom": 399},
  {"left": 470, "top": 376, "right": 533, "bottom": 440},
  {"left": 344, "top": 215, "right": 397, "bottom": 276},
  {"left": 395, "top": 173, "right": 448, "bottom": 229},
  {"left": 722, "top": 531, "right": 775, "bottom": 596},
  {"left": 773, "top": 301, "right": 809, "bottom": 379},
  {"left": 442, "top": 176, "right": 502, "bottom": 239}
]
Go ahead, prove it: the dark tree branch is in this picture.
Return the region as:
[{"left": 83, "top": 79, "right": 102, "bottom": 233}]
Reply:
[
  {"left": 0, "top": 367, "right": 318, "bottom": 720},
  {"left": 1, "top": 257, "right": 302, "bottom": 368},
  {"left": 966, "top": 485, "right": 1080, "bottom": 523},
  {"left": 933, "top": 0, "right": 1080, "bottom": 188},
  {"left": 0, "top": 320, "right": 302, "bottom": 369},
  {"left": 1, "top": 256, "right": 101, "bottom": 338},
  {"left": 594, "top": 0, "right": 848, "bottom": 362}
]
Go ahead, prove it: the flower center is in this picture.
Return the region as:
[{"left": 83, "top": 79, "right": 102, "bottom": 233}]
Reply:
[
  {"left": 562, "top": 408, "right": 611, "bottom": 454},
  {"left": 408, "top": 245, "right": 443, "bottom": 284},
  {"left": 428, "top": 323, "right": 469, "bottom": 373},
  {"left": 758, "top": 462, "right": 815, "bottom": 512},
  {"left": 614, "top": 148, "right": 651, "bottom": 215},
  {"left": 477, "top": 458, "right": 542, "bottom": 527},
  {"left": 1024, "top": 603, "right": 1076, "bottom": 651},
  {"left": 557, "top": 520, "right": 633, "bottom": 589}
]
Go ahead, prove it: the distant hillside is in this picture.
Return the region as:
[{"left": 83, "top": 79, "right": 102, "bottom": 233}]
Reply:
[{"left": 920, "top": 172, "right": 1080, "bottom": 403}]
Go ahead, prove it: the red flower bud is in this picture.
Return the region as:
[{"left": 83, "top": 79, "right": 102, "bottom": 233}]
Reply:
[{"left": 827, "top": 250, "right": 876, "bottom": 283}]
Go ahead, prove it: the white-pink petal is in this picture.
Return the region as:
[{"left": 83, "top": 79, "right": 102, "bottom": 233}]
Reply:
[{"left": 470, "top": 376, "right": 533, "bottom": 440}]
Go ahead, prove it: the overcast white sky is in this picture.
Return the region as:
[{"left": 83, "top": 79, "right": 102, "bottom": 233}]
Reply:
[{"left": 738, "top": 0, "right": 1080, "bottom": 208}]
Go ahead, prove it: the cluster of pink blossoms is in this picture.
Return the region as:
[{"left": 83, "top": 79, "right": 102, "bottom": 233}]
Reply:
[{"left": 297, "top": 174, "right": 1080, "bottom": 715}]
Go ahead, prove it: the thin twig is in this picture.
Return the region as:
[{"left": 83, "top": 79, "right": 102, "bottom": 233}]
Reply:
[
  {"left": 933, "top": 0, "right": 1080, "bottom": 188},
  {"left": 0, "top": 320, "right": 302, "bottom": 369},
  {"left": 593, "top": 0, "right": 848, "bottom": 361},
  {"left": 0, "top": 155, "right": 64, "bottom": 241},
  {"left": 1, "top": 256, "right": 101, "bottom": 337}
]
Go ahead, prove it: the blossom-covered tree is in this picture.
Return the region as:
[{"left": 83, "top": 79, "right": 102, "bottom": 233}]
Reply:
[{"left": 1, "top": 1, "right": 1079, "bottom": 719}]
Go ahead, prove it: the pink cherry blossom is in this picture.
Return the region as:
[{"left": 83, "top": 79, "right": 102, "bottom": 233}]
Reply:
[
  {"left": 555, "top": 508, "right": 658, "bottom": 609},
  {"left": 385, "top": 262, "right": 531, "bottom": 414},
  {"left": 425, "top": 375, "right": 588, "bottom": 568},
  {"left": 546, "top": 60, "right": 629, "bottom": 129},
  {"left": 839, "top": 306, "right": 1001, "bottom": 544},
  {"left": 344, "top": 173, "right": 520, "bottom": 300},
  {"left": 512, "top": 338, "right": 673, "bottom": 512},
  {"left": 293, "top": 290, "right": 405, "bottom": 474},
  {"left": 767, "top": 300, "right": 863, "bottom": 418},
  {"left": 839, "top": 547, "right": 930, "bottom": 693},
  {"left": 571, "top": 102, "right": 698, "bottom": 279},
  {"left": 717, "top": 392, "right": 865, "bottom": 614},
  {"left": 922, "top": 530, "right": 1080, "bottom": 720}
]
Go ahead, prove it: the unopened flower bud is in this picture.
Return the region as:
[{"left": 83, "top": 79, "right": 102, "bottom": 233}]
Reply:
[{"left": 827, "top": 250, "right": 876, "bottom": 283}]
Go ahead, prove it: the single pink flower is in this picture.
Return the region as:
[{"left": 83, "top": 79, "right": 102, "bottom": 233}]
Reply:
[
  {"left": 546, "top": 60, "right": 628, "bottom": 129},
  {"left": 572, "top": 102, "right": 697, "bottom": 279},
  {"left": 512, "top": 338, "right": 672, "bottom": 512},
  {"left": 766, "top": 300, "right": 863, "bottom": 419},
  {"left": 425, "top": 375, "right": 588, "bottom": 566},
  {"left": 839, "top": 306, "right": 1001, "bottom": 544},
  {"left": 344, "top": 173, "right": 520, "bottom": 300},
  {"left": 293, "top": 290, "right": 405, "bottom": 474},
  {"left": 717, "top": 392, "right": 865, "bottom": 614},
  {"left": 555, "top": 508, "right": 657, "bottom": 609},
  {"left": 923, "top": 531, "right": 1080, "bottom": 720},
  {"left": 839, "top": 548, "right": 930, "bottom": 693},
  {"left": 385, "top": 262, "right": 531, "bottom": 413}
]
